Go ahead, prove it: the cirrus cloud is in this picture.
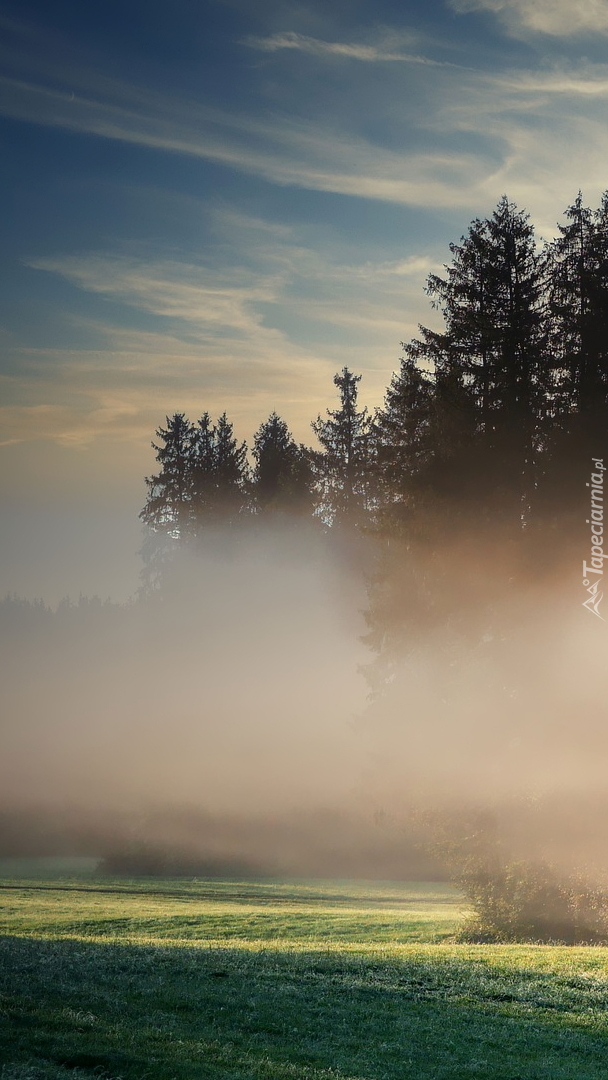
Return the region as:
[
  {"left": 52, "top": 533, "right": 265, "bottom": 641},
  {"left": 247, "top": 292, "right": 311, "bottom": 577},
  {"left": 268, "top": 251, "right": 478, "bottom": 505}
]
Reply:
[
  {"left": 243, "top": 30, "right": 444, "bottom": 65},
  {"left": 450, "top": 0, "right": 608, "bottom": 37}
]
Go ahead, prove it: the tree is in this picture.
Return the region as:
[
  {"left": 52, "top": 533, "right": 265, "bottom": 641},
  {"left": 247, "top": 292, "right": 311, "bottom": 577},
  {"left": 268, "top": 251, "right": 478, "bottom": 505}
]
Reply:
[
  {"left": 188, "top": 412, "right": 249, "bottom": 533},
  {"left": 363, "top": 200, "right": 548, "bottom": 692},
  {"left": 140, "top": 413, "right": 194, "bottom": 537},
  {"left": 538, "top": 193, "right": 608, "bottom": 514},
  {"left": 139, "top": 413, "right": 194, "bottom": 589},
  {"left": 406, "top": 197, "right": 546, "bottom": 527},
  {"left": 252, "top": 412, "right": 313, "bottom": 515},
  {"left": 311, "top": 367, "right": 372, "bottom": 528},
  {"left": 139, "top": 410, "right": 250, "bottom": 588},
  {"left": 212, "top": 412, "right": 249, "bottom": 525},
  {"left": 371, "top": 356, "right": 435, "bottom": 535},
  {"left": 546, "top": 193, "right": 608, "bottom": 421},
  {"left": 190, "top": 412, "right": 217, "bottom": 529}
]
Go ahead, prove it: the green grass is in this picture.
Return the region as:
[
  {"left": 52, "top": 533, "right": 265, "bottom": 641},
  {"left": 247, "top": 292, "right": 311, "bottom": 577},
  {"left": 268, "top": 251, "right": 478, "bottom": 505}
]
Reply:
[
  {"left": 0, "top": 878, "right": 459, "bottom": 945},
  {"left": 3, "top": 873, "right": 608, "bottom": 1079}
]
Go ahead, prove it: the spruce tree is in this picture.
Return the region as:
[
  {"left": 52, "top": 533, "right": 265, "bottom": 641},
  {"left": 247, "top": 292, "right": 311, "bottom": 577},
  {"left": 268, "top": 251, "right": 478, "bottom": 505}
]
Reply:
[
  {"left": 541, "top": 191, "right": 608, "bottom": 498},
  {"left": 311, "top": 367, "right": 372, "bottom": 528},
  {"left": 371, "top": 356, "right": 435, "bottom": 535},
  {"left": 252, "top": 412, "right": 313, "bottom": 515},
  {"left": 406, "top": 197, "right": 546, "bottom": 527},
  {"left": 212, "top": 412, "right": 249, "bottom": 524},
  {"left": 140, "top": 412, "right": 194, "bottom": 536},
  {"left": 364, "top": 199, "right": 548, "bottom": 691},
  {"left": 139, "top": 412, "right": 195, "bottom": 590},
  {"left": 190, "top": 412, "right": 217, "bottom": 529}
]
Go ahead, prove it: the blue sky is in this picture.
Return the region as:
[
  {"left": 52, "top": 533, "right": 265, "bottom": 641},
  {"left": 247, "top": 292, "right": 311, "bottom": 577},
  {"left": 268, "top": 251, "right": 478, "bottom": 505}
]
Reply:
[{"left": 2, "top": 0, "right": 608, "bottom": 599}]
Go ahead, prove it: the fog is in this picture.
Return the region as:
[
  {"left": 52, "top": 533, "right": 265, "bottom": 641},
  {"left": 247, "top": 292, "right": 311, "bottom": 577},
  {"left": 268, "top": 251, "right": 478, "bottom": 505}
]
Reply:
[
  {"left": 2, "top": 522, "right": 608, "bottom": 879},
  {"left": 1, "top": 528, "right": 366, "bottom": 803}
]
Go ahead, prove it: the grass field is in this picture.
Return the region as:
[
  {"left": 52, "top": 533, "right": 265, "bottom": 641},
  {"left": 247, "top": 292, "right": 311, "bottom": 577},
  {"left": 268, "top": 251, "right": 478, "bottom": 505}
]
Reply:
[{"left": 3, "top": 863, "right": 608, "bottom": 1079}]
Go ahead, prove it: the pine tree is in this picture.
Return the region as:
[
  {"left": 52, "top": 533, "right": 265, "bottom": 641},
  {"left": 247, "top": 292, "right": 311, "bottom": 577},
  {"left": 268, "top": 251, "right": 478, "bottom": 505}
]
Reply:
[
  {"left": 212, "top": 412, "right": 249, "bottom": 524},
  {"left": 140, "top": 413, "right": 194, "bottom": 535},
  {"left": 543, "top": 192, "right": 608, "bottom": 465},
  {"left": 406, "top": 197, "right": 546, "bottom": 527},
  {"left": 189, "top": 411, "right": 250, "bottom": 532},
  {"left": 363, "top": 200, "right": 548, "bottom": 692},
  {"left": 311, "top": 367, "right": 372, "bottom": 528},
  {"left": 371, "top": 356, "right": 435, "bottom": 534},
  {"left": 190, "top": 412, "right": 217, "bottom": 529},
  {"left": 139, "top": 413, "right": 195, "bottom": 590},
  {"left": 252, "top": 412, "right": 313, "bottom": 515}
]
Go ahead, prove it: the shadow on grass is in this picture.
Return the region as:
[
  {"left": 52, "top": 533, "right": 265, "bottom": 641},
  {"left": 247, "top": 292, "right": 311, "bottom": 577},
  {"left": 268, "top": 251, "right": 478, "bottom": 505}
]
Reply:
[{"left": 2, "top": 935, "right": 608, "bottom": 1080}]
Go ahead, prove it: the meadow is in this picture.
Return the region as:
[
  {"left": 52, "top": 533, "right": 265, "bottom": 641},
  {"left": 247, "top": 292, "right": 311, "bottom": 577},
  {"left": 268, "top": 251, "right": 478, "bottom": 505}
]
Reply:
[{"left": 3, "top": 862, "right": 608, "bottom": 1079}]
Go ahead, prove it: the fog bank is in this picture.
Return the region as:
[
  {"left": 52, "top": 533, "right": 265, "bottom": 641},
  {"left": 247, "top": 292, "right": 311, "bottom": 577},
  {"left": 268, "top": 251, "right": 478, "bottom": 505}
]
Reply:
[{"left": 3, "top": 525, "right": 608, "bottom": 878}]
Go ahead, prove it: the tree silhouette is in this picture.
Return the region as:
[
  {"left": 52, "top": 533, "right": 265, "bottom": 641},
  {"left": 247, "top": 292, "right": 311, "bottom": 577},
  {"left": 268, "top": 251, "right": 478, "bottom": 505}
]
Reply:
[
  {"left": 140, "top": 413, "right": 194, "bottom": 589},
  {"left": 371, "top": 356, "right": 435, "bottom": 536},
  {"left": 213, "top": 413, "right": 249, "bottom": 523},
  {"left": 137, "top": 191, "right": 608, "bottom": 649},
  {"left": 252, "top": 412, "right": 313, "bottom": 515},
  {"left": 311, "top": 367, "right": 372, "bottom": 528},
  {"left": 190, "top": 412, "right": 217, "bottom": 530},
  {"left": 364, "top": 198, "right": 552, "bottom": 689},
  {"left": 189, "top": 412, "right": 249, "bottom": 532},
  {"left": 538, "top": 193, "right": 608, "bottom": 516},
  {"left": 404, "top": 197, "right": 546, "bottom": 527}
]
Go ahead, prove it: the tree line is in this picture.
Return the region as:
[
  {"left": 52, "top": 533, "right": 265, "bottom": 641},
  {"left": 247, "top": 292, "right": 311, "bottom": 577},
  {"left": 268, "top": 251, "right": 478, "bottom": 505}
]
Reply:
[
  {"left": 139, "top": 366, "right": 372, "bottom": 587},
  {"left": 141, "top": 193, "right": 608, "bottom": 653}
]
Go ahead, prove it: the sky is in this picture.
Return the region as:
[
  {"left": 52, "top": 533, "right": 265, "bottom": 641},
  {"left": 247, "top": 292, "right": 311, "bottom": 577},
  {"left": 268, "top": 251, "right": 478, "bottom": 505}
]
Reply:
[{"left": 3, "top": 0, "right": 608, "bottom": 601}]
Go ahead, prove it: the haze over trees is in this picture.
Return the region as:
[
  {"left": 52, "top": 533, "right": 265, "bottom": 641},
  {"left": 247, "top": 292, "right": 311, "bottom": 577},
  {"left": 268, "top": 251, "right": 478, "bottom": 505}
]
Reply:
[
  {"left": 4, "top": 193, "right": 608, "bottom": 907},
  {"left": 8, "top": 195, "right": 607, "bottom": 789},
  {"left": 139, "top": 192, "right": 608, "bottom": 671}
]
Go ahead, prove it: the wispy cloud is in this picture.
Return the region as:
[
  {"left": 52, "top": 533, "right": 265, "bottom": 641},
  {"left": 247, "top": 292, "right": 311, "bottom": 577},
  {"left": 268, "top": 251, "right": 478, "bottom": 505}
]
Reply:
[
  {"left": 5, "top": 231, "right": 441, "bottom": 451},
  {"left": 27, "top": 254, "right": 285, "bottom": 337},
  {"left": 500, "top": 65, "right": 608, "bottom": 95},
  {"left": 5, "top": 11, "right": 608, "bottom": 461},
  {"left": 450, "top": 0, "right": 608, "bottom": 37},
  {"left": 27, "top": 242, "right": 436, "bottom": 356},
  {"left": 4, "top": 46, "right": 607, "bottom": 227},
  {"left": 243, "top": 30, "right": 443, "bottom": 65},
  {"left": 0, "top": 74, "right": 492, "bottom": 209}
]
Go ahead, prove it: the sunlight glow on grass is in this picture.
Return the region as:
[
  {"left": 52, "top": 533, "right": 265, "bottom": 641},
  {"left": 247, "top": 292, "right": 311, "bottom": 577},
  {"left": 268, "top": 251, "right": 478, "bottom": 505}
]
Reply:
[{"left": 3, "top": 873, "right": 608, "bottom": 1078}]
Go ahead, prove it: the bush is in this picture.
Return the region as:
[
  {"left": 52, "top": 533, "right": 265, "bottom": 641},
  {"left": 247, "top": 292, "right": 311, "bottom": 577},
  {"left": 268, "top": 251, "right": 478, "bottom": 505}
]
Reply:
[
  {"left": 456, "top": 857, "right": 608, "bottom": 943},
  {"left": 427, "top": 808, "right": 608, "bottom": 943}
]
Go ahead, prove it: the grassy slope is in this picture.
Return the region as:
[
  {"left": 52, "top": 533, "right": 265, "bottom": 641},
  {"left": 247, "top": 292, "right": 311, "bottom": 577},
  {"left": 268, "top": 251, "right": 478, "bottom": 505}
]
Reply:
[{"left": 2, "top": 874, "right": 608, "bottom": 1079}]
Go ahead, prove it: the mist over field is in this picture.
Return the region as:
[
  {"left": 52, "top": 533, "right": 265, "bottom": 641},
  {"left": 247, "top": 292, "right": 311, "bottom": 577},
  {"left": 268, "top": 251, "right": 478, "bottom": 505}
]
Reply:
[
  {"left": 1, "top": 530, "right": 366, "bottom": 810},
  {"left": 10, "top": 6, "right": 608, "bottom": 1075},
  {"left": 0, "top": 525, "right": 388, "bottom": 876},
  {"left": 2, "top": 515, "right": 608, "bottom": 881},
  {"left": 3, "top": 130, "right": 608, "bottom": 884}
]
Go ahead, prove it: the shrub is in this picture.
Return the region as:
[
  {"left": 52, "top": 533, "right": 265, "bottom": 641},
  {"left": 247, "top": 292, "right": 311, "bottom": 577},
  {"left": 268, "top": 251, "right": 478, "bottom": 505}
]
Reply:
[
  {"left": 456, "top": 857, "right": 608, "bottom": 943},
  {"left": 427, "top": 808, "right": 608, "bottom": 943}
]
